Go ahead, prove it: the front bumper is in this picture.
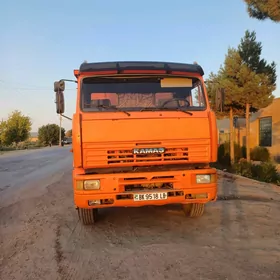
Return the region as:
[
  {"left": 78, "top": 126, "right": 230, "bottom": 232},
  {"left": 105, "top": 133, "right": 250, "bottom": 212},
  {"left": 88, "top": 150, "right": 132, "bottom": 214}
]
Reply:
[{"left": 73, "top": 168, "right": 217, "bottom": 209}]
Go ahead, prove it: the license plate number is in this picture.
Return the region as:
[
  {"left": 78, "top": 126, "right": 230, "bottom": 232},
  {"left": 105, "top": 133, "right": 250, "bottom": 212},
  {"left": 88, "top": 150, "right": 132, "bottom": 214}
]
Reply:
[{"left": 133, "top": 192, "right": 168, "bottom": 201}]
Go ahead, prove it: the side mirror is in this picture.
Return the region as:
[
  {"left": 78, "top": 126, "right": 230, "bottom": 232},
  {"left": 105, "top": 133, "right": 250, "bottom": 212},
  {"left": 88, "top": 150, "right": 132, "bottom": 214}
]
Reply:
[
  {"left": 55, "top": 91, "right": 65, "bottom": 114},
  {"left": 215, "top": 88, "right": 225, "bottom": 112},
  {"left": 54, "top": 80, "right": 65, "bottom": 114},
  {"left": 54, "top": 80, "right": 65, "bottom": 92}
]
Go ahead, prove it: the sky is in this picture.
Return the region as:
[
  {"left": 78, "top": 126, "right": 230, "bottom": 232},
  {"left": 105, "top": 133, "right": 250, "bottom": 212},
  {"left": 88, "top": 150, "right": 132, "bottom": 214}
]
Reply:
[{"left": 0, "top": 0, "right": 279, "bottom": 132}]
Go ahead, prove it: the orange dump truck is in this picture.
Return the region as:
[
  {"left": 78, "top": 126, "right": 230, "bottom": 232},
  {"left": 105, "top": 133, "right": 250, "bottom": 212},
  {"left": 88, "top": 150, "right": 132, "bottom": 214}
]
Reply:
[{"left": 54, "top": 61, "right": 221, "bottom": 225}]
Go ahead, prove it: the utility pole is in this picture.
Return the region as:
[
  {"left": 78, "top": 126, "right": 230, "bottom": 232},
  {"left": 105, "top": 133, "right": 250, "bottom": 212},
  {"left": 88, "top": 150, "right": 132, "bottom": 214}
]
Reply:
[
  {"left": 230, "top": 107, "right": 235, "bottom": 165},
  {"left": 246, "top": 103, "right": 250, "bottom": 161},
  {"left": 59, "top": 114, "right": 62, "bottom": 146}
]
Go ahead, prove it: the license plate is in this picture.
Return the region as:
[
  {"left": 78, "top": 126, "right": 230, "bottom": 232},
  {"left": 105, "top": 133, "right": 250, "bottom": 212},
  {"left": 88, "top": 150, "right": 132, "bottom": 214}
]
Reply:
[{"left": 133, "top": 192, "right": 168, "bottom": 201}]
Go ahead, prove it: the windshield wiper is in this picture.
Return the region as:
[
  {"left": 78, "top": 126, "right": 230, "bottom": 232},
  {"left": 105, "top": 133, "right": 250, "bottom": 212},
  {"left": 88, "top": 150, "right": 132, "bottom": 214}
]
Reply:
[
  {"left": 93, "top": 105, "right": 131, "bottom": 116},
  {"left": 140, "top": 107, "right": 193, "bottom": 116}
]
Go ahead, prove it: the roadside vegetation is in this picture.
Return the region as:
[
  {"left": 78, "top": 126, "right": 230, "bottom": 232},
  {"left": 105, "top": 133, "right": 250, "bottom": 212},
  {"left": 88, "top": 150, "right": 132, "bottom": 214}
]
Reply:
[
  {"left": 38, "top": 124, "right": 65, "bottom": 146},
  {"left": 244, "top": 0, "right": 280, "bottom": 22},
  {"left": 213, "top": 143, "right": 280, "bottom": 185},
  {"left": 207, "top": 25, "right": 279, "bottom": 185},
  {"left": 0, "top": 110, "right": 70, "bottom": 154},
  {"left": 0, "top": 141, "right": 45, "bottom": 152},
  {"left": 0, "top": 110, "right": 32, "bottom": 146}
]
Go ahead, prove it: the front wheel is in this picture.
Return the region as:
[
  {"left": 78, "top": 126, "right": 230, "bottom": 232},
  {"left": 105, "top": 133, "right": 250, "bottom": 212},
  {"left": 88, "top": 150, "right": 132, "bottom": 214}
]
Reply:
[
  {"left": 182, "top": 203, "right": 205, "bottom": 217},
  {"left": 78, "top": 208, "right": 98, "bottom": 225}
]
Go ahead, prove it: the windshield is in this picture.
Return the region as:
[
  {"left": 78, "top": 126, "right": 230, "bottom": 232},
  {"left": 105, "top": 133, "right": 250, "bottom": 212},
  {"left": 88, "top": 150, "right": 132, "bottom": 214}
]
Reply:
[{"left": 81, "top": 76, "right": 206, "bottom": 112}]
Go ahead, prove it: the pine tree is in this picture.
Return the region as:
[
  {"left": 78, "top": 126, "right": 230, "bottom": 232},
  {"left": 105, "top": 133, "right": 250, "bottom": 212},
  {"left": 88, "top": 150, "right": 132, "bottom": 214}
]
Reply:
[
  {"left": 244, "top": 0, "right": 280, "bottom": 22},
  {"left": 237, "top": 30, "right": 276, "bottom": 160},
  {"left": 207, "top": 30, "right": 276, "bottom": 163}
]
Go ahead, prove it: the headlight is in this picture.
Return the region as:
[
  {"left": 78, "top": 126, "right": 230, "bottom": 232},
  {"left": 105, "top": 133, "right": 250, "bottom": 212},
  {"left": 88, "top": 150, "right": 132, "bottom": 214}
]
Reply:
[
  {"left": 84, "top": 180, "right": 101, "bottom": 190},
  {"left": 196, "top": 174, "right": 211, "bottom": 184}
]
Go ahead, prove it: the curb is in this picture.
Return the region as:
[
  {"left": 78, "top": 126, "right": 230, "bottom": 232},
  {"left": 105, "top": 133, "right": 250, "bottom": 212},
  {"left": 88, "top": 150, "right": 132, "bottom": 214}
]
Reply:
[{"left": 216, "top": 169, "right": 279, "bottom": 189}]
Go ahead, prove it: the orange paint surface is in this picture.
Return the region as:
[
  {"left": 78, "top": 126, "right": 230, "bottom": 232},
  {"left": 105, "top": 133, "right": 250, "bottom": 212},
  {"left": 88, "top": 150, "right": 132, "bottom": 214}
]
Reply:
[{"left": 71, "top": 66, "right": 218, "bottom": 210}]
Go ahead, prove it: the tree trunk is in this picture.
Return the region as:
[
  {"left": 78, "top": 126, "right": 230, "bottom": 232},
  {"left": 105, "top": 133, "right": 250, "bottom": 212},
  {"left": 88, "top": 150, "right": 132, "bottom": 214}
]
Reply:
[
  {"left": 246, "top": 103, "right": 250, "bottom": 161},
  {"left": 230, "top": 107, "right": 235, "bottom": 165}
]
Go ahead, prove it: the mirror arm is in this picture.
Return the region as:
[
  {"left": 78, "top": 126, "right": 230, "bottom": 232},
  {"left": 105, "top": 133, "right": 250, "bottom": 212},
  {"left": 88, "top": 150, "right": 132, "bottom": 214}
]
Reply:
[
  {"left": 60, "top": 114, "right": 72, "bottom": 121},
  {"left": 60, "top": 79, "right": 77, "bottom": 84}
]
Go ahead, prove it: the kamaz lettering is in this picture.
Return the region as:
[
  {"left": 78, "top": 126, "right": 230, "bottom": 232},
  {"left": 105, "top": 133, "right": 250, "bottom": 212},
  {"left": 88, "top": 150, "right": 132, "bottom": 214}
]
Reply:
[{"left": 132, "top": 148, "right": 165, "bottom": 154}]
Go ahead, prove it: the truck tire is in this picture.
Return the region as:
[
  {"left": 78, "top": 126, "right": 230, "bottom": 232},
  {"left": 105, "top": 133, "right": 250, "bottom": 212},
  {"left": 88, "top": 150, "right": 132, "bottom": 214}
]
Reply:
[
  {"left": 78, "top": 208, "right": 98, "bottom": 225},
  {"left": 182, "top": 203, "right": 204, "bottom": 217}
]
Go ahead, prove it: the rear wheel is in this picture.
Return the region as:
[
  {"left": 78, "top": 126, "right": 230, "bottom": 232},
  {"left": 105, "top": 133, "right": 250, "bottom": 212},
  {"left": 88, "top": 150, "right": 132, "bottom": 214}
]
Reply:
[
  {"left": 78, "top": 208, "right": 98, "bottom": 225},
  {"left": 182, "top": 203, "right": 205, "bottom": 217}
]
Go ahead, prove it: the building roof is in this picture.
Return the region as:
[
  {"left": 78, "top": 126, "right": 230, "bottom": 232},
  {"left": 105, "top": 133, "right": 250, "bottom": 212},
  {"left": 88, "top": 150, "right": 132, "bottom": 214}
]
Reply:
[{"left": 79, "top": 61, "right": 204, "bottom": 76}]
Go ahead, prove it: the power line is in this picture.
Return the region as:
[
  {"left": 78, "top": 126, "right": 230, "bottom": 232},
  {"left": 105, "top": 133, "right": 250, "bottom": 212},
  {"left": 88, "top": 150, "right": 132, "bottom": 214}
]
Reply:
[
  {"left": 0, "top": 79, "right": 50, "bottom": 90},
  {"left": 0, "top": 79, "right": 76, "bottom": 91},
  {"left": 1, "top": 88, "right": 76, "bottom": 91}
]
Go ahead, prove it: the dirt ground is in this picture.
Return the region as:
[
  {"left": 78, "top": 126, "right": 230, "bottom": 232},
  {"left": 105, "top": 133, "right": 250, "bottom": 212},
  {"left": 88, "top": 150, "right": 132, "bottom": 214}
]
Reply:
[{"left": 1, "top": 150, "right": 280, "bottom": 280}]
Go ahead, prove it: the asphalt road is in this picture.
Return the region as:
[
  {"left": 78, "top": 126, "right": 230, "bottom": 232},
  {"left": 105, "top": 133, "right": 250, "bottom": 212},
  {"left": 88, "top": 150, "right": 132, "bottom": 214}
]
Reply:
[
  {"left": 0, "top": 147, "right": 280, "bottom": 280},
  {"left": 0, "top": 147, "right": 72, "bottom": 209}
]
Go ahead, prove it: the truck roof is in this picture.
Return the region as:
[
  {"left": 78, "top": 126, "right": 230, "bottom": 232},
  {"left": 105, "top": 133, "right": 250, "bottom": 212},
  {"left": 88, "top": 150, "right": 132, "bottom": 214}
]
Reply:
[{"left": 79, "top": 61, "right": 204, "bottom": 76}]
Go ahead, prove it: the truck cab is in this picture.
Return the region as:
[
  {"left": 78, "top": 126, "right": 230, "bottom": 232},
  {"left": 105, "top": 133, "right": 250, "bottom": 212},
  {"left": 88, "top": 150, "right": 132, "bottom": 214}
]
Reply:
[{"left": 54, "top": 61, "right": 220, "bottom": 225}]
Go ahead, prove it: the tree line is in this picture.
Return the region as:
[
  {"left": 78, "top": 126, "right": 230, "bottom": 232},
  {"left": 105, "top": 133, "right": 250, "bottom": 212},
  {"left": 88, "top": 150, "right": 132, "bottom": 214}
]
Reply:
[
  {"left": 208, "top": 0, "right": 279, "bottom": 164},
  {"left": 0, "top": 110, "right": 72, "bottom": 147},
  {"left": 207, "top": 29, "right": 277, "bottom": 163}
]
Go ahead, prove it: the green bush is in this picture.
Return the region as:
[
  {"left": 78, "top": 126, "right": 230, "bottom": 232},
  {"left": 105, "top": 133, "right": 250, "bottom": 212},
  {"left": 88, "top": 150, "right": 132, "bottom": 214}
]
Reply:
[
  {"left": 0, "top": 146, "right": 16, "bottom": 152},
  {"left": 218, "top": 142, "right": 279, "bottom": 185},
  {"left": 250, "top": 146, "right": 270, "bottom": 162},
  {"left": 218, "top": 141, "right": 246, "bottom": 166},
  {"left": 274, "top": 155, "right": 280, "bottom": 164},
  {"left": 232, "top": 160, "right": 280, "bottom": 185},
  {"left": 34, "top": 142, "right": 45, "bottom": 148},
  {"left": 16, "top": 142, "right": 28, "bottom": 150},
  {"left": 0, "top": 141, "right": 44, "bottom": 152},
  {"left": 251, "top": 162, "right": 280, "bottom": 184},
  {"left": 218, "top": 143, "right": 230, "bottom": 166},
  {"left": 233, "top": 159, "right": 252, "bottom": 178}
]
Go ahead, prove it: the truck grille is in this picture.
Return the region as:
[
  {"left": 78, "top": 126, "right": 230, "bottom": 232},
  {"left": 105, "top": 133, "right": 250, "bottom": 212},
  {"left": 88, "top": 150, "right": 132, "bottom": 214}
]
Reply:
[
  {"left": 107, "top": 147, "right": 189, "bottom": 164},
  {"left": 83, "top": 140, "right": 210, "bottom": 168}
]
